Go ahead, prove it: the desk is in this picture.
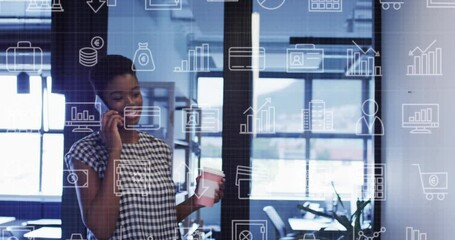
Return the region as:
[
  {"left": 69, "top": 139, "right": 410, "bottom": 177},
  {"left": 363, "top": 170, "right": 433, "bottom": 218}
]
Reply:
[
  {"left": 288, "top": 218, "right": 347, "bottom": 231},
  {"left": 24, "top": 227, "right": 61, "bottom": 239}
]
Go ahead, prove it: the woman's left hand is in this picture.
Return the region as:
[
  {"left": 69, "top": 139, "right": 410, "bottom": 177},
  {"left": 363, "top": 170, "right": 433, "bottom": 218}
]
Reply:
[{"left": 214, "top": 177, "right": 225, "bottom": 203}]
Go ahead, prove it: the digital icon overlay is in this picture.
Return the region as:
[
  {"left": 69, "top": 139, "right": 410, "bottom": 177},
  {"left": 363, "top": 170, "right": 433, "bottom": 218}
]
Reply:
[
  {"left": 123, "top": 106, "right": 161, "bottom": 131},
  {"left": 346, "top": 41, "right": 381, "bottom": 77},
  {"left": 145, "top": 0, "right": 182, "bottom": 10},
  {"left": 301, "top": 100, "right": 334, "bottom": 132},
  {"left": 27, "top": 0, "right": 64, "bottom": 12},
  {"left": 287, "top": 44, "right": 324, "bottom": 73},
  {"left": 182, "top": 105, "right": 220, "bottom": 133},
  {"left": 240, "top": 98, "right": 275, "bottom": 134},
  {"left": 132, "top": 42, "right": 156, "bottom": 72},
  {"left": 175, "top": 44, "right": 210, "bottom": 72},
  {"left": 402, "top": 104, "right": 439, "bottom": 134},
  {"left": 309, "top": 0, "right": 342, "bottom": 12},
  {"left": 229, "top": 47, "right": 266, "bottom": 71},
  {"left": 79, "top": 36, "right": 104, "bottom": 67},
  {"left": 6, "top": 41, "right": 43, "bottom": 73},
  {"left": 407, "top": 40, "right": 442, "bottom": 76},
  {"left": 413, "top": 164, "right": 448, "bottom": 201},
  {"left": 356, "top": 99, "right": 384, "bottom": 136},
  {"left": 232, "top": 220, "right": 267, "bottom": 240}
]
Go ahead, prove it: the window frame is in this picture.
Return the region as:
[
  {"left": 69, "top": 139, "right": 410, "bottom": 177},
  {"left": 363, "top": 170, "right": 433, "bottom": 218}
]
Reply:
[{"left": 0, "top": 75, "right": 64, "bottom": 201}]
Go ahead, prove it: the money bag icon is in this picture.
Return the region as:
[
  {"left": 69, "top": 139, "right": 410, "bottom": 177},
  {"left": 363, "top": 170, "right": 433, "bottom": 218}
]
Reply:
[{"left": 132, "top": 42, "right": 155, "bottom": 72}]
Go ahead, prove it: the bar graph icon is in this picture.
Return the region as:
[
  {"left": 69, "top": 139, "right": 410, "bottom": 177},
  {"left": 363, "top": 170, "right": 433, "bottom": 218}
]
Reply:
[
  {"left": 65, "top": 102, "right": 101, "bottom": 133},
  {"left": 407, "top": 40, "right": 442, "bottom": 76},
  {"left": 406, "top": 227, "right": 427, "bottom": 240},
  {"left": 240, "top": 98, "right": 275, "bottom": 134},
  {"left": 174, "top": 44, "right": 210, "bottom": 72},
  {"left": 346, "top": 41, "right": 382, "bottom": 76}
]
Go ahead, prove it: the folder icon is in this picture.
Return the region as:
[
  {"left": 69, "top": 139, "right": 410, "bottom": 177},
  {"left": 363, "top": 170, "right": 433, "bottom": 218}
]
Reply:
[{"left": 287, "top": 44, "right": 324, "bottom": 73}]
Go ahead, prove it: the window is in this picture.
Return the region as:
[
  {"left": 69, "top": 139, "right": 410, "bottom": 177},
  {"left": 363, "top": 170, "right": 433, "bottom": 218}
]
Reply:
[
  {"left": 0, "top": 2, "right": 61, "bottom": 199},
  {"left": 250, "top": 0, "right": 377, "bottom": 203},
  {"left": 0, "top": 76, "right": 65, "bottom": 198}
]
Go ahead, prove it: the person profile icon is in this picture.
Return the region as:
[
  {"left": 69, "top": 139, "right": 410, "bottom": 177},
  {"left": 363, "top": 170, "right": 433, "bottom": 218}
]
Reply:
[
  {"left": 187, "top": 112, "right": 199, "bottom": 126},
  {"left": 356, "top": 99, "right": 384, "bottom": 136},
  {"left": 291, "top": 52, "right": 304, "bottom": 66}
]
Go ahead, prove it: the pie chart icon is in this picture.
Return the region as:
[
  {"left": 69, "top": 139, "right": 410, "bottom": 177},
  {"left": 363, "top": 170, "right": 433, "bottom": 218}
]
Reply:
[{"left": 257, "top": 0, "right": 286, "bottom": 10}]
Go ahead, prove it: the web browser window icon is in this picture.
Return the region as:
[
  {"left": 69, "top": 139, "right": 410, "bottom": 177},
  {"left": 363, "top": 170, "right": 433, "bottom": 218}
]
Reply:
[{"left": 427, "top": 0, "right": 455, "bottom": 8}]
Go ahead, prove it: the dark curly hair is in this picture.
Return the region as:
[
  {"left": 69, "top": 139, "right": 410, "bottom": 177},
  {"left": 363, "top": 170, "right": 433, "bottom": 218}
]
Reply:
[{"left": 89, "top": 55, "right": 137, "bottom": 98}]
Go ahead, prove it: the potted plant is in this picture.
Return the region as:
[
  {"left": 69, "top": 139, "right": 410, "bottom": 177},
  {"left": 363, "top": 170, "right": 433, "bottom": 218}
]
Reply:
[{"left": 297, "top": 183, "right": 373, "bottom": 240}]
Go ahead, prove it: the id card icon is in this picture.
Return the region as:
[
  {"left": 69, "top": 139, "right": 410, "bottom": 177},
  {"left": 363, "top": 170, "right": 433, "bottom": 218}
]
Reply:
[
  {"left": 145, "top": 0, "right": 182, "bottom": 10},
  {"left": 287, "top": 44, "right": 324, "bottom": 73}
]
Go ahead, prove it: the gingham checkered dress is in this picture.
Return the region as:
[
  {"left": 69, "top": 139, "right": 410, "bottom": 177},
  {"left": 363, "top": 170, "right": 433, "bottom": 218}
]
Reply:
[{"left": 65, "top": 131, "right": 177, "bottom": 240}]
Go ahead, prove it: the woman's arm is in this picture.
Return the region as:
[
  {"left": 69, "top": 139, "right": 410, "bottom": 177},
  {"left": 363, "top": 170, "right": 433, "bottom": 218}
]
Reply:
[
  {"left": 176, "top": 177, "right": 225, "bottom": 222},
  {"left": 71, "top": 153, "right": 121, "bottom": 239},
  {"left": 71, "top": 111, "right": 124, "bottom": 239}
]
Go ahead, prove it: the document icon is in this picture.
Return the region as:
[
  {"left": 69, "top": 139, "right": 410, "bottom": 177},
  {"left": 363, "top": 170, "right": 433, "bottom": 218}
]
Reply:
[
  {"left": 235, "top": 165, "right": 268, "bottom": 199},
  {"left": 229, "top": 47, "right": 266, "bottom": 71},
  {"left": 124, "top": 106, "right": 161, "bottom": 130},
  {"left": 287, "top": 44, "right": 324, "bottom": 73},
  {"left": 182, "top": 105, "right": 220, "bottom": 133},
  {"left": 145, "top": 0, "right": 182, "bottom": 10}
]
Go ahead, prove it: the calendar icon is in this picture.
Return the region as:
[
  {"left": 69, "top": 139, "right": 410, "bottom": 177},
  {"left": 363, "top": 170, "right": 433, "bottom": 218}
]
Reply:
[{"left": 309, "top": 0, "right": 343, "bottom": 12}]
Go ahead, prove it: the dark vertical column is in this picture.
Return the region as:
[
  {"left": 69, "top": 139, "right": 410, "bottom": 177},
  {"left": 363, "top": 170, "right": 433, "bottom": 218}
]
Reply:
[
  {"left": 52, "top": 1, "right": 108, "bottom": 238},
  {"left": 221, "top": 0, "right": 252, "bottom": 239},
  {"left": 373, "top": 0, "right": 383, "bottom": 237}
]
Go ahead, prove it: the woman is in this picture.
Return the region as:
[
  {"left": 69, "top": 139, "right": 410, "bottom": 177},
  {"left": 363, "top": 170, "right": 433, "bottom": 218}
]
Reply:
[{"left": 65, "top": 55, "right": 224, "bottom": 239}]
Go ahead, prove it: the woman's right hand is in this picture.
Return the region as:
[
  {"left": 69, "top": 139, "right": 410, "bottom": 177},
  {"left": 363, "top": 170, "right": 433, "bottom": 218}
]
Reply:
[{"left": 101, "top": 110, "right": 124, "bottom": 155}]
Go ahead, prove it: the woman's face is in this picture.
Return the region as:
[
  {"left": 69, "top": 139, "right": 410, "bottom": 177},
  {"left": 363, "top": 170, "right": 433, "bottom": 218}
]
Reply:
[{"left": 103, "top": 73, "right": 143, "bottom": 127}]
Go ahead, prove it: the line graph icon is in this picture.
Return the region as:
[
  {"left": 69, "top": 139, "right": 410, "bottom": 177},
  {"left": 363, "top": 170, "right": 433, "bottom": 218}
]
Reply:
[
  {"left": 346, "top": 41, "right": 382, "bottom": 77},
  {"left": 406, "top": 227, "right": 428, "bottom": 240},
  {"left": 427, "top": 0, "right": 455, "bottom": 8},
  {"left": 174, "top": 44, "right": 210, "bottom": 72},
  {"left": 240, "top": 98, "right": 275, "bottom": 134},
  {"left": 407, "top": 40, "right": 442, "bottom": 76}
]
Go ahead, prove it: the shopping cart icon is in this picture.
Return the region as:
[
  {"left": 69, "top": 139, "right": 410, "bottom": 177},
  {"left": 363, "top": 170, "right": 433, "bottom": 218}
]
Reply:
[
  {"left": 413, "top": 164, "right": 448, "bottom": 200},
  {"left": 379, "top": 0, "right": 404, "bottom": 10}
]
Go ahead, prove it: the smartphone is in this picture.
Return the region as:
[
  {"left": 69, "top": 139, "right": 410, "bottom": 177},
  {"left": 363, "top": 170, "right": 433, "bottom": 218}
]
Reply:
[{"left": 95, "top": 95, "right": 110, "bottom": 116}]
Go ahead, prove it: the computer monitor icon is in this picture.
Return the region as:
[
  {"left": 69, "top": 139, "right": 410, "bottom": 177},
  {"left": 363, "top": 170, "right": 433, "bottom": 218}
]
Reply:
[
  {"left": 65, "top": 102, "right": 101, "bottom": 133},
  {"left": 402, "top": 104, "right": 439, "bottom": 134}
]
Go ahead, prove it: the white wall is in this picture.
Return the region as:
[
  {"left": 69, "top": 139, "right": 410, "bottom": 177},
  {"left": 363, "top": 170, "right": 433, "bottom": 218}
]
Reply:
[{"left": 382, "top": 1, "right": 455, "bottom": 239}]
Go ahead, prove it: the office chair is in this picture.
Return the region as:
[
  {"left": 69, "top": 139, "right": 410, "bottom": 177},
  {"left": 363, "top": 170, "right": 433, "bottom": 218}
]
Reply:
[{"left": 263, "top": 206, "right": 297, "bottom": 240}]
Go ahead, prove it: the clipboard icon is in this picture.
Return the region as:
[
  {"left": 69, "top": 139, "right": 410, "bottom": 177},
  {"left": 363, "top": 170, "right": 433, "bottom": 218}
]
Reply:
[
  {"left": 286, "top": 44, "right": 324, "bottom": 73},
  {"left": 145, "top": 0, "right": 182, "bottom": 10}
]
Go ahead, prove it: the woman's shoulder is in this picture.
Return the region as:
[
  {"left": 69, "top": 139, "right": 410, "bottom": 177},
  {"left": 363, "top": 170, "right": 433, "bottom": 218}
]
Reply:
[
  {"left": 69, "top": 131, "right": 103, "bottom": 152},
  {"left": 65, "top": 131, "right": 105, "bottom": 169}
]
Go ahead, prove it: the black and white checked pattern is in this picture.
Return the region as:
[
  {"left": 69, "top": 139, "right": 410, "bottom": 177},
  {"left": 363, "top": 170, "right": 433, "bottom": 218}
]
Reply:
[{"left": 65, "top": 132, "right": 177, "bottom": 240}]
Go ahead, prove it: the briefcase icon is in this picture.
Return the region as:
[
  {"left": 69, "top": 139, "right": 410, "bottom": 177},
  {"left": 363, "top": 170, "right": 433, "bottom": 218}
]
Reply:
[
  {"left": 6, "top": 41, "right": 43, "bottom": 73},
  {"left": 286, "top": 44, "right": 324, "bottom": 73}
]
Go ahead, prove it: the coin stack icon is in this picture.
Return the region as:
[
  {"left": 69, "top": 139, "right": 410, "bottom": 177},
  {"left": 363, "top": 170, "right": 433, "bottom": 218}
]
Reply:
[{"left": 79, "top": 36, "right": 104, "bottom": 67}]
